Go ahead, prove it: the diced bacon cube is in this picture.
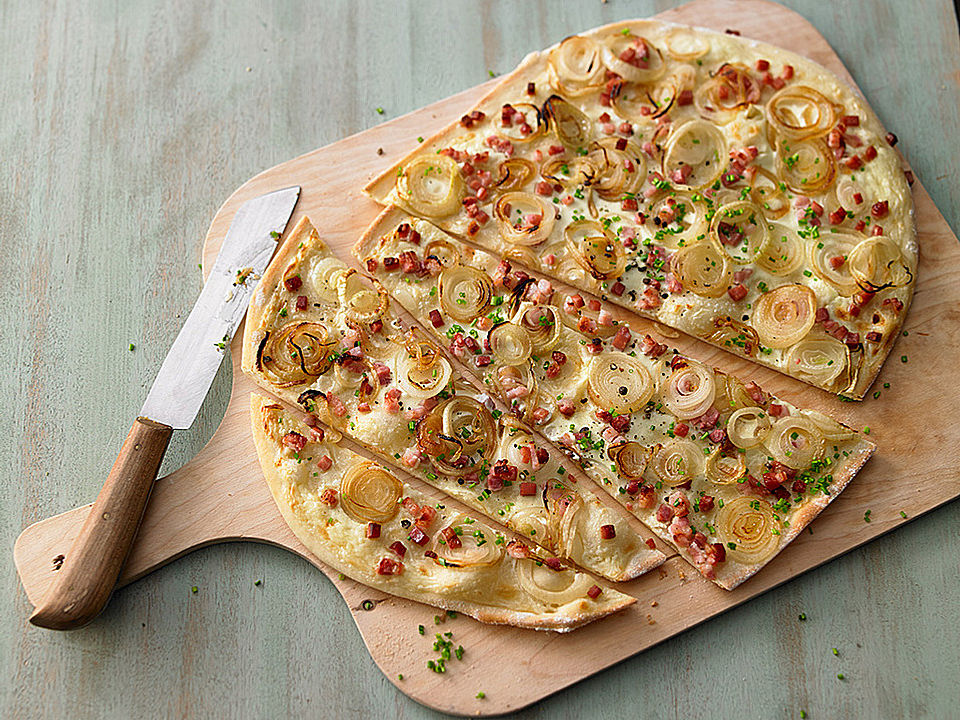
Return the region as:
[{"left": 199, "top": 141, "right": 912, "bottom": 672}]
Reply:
[
  {"left": 727, "top": 284, "right": 748, "bottom": 301},
  {"left": 408, "top": 527, "right": 429, "bottom": 546},
  {"left": 544, "top": 557, "right": 565, "bottom": 571},
  {"left": 320, "top": 488, "right": 337, "bottom": 506},
  {"left": 532, "top": 407, "right": 551, "bottom": 425},
  {"left": 401, "top": 447, "right": 422, "bottom": 469},
  {"left": 612, "top": 325, "right": 632, "bottom": 350},
  {"left": 398, "top": 251, "right": 421, "bottom": 274},
  {"left": 744, "top": 381, "right": 766, "bottom": 404},
  {"left": 371, "top": 362, "right": 392, "bottom": 386},
  {"left": 557, "top": 399, "right": 576, "bottom": 417},
  {"left": 674, "top": 422, "right": 689, "bottom": 437},
  {"left": 429, "top": 309, "right": 444, "bottom": 328},
  {"left": 384, "top": 388, "right": 401, "bottom": 414},
  {"left": 282, "top": 432, "right": 307, "bottom": 452},
  {"left": 283, "top": 275, "right": 302, "bottom": 292},
  {"left": 844, "top": 155, "right": 863, "bottom": 170},
  {"left": 366, "top": 522, "right": 381, "bottom": 539},
  {"left": 599, "top": 524, "right": 617, "bottom": 540},
  {"left": 829, "top": 207, "right": 847, "bottom": 225},
  {"left": 656, "top": 503, "right": 674, "bottom": 523},
  {"left": 376, "top": 557, "right": 403, "bottom": 575}
]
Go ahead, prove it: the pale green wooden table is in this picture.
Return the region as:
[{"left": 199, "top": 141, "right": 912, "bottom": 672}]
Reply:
[{"left": 2, "top": 1, "right": 959, "bottom": 718}]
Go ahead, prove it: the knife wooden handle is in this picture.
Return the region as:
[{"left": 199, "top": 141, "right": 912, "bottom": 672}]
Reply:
[{"left": 29, "top": 417, "right": 173, "bottom": 630}]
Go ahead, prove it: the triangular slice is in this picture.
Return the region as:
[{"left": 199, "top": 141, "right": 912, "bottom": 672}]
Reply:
[
  {"left": 251, "top": 394, "right": 634, "bottom": 631},
  {"left": 364, "top": 18, "right": 916, "bottom": 400},
  {"left": 241, "top": 217, "right": 665, "bottom": 582},
  {"left": 354, "top": 208, "right": 875, "bottom": 589}
]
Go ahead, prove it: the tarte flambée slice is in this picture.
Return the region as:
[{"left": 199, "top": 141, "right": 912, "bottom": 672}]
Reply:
[
  {"left": 251, "top": 394, "right": 635, "bottom": 631},
  {"left": 354, "top": 208, "right": 876, "bottom": 589},
  {"left": 241, "top": 217, "right": 665, "bottom": 582},
  {"left": 363, "top": 18, "right": 916, "bottom": 400}
]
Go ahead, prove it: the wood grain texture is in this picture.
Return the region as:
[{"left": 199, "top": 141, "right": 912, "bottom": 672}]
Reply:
[
  {"left": 2, "top": 1, "right": 959, "bottom": 718},
  {"left": 29, "top": 416, "right": 173, "bottom": 630}
]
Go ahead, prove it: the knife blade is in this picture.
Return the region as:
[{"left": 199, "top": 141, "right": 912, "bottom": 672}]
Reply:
[
  {"left": 141, "top": 185, "right": 300, "bottom": 428},
  {"left": 28, "top": 185, "right": 300, "bottom": 630}
]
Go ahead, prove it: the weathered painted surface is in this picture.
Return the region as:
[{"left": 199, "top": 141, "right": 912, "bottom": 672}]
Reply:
[{"left": 1, "top": 1, "right": 958, "bottom": 718}]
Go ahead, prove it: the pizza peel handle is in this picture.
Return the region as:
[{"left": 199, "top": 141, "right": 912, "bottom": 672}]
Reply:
[{"left": 29, "top": 418, "right": 173, "bottom": 630}]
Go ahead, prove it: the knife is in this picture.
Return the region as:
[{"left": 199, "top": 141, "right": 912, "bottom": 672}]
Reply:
[{"left": 29, "top": 186, "right": 300, "bottom": 630}]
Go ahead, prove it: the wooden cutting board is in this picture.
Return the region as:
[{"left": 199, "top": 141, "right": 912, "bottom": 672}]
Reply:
[{"left": 14, "top": 0, "right": 960, "bottom": 715}]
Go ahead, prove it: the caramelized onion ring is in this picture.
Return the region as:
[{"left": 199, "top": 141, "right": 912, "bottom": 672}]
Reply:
[
  {"left": 542, "top": 95, "right": 593, "bottom": 150},
  {"left": 726, "top": 407, "right": 772, "bottom": 449},
  {"left": 547, "top": 35, "right": 605, "bottom": 97},
  {"left": 396, "top": 155, "right": 465, "bottom": 218},
  {"left": 662, "top": 360, "right": 716, "bottom": 420},
  {"left": 705, "top": 448, "right": 747, "bottom": 485},
  {"left": 608, "top": 441, "right": 650, "bottom": 480},
  {"left": 495, "top": 192, "right": 557, "bottom": 246},
  {"left": 654, "top": 439, "right": 703, "bottom": 488},
  {"left": 260, "top": 322, "right": 336, "bottom": 387},
  {"left": 847, "top": 236, "right": 912, "bottom": 293},
  {"left": 340, "top": 462, "right": 402, "bottom": 523},
  {"left": 600, "top": 33, "right": 665, "bottom": 84},
  {"left": 671, "top": 239, "right": 731, "bottom": 297},
  {"left": 662, "top": 119, "right": 727, "bottom": 189},
  {"left": 717, "top": 496, "right": 781, "bottom": 564},
  {"left": 784, "top": 338, "right": 849, "bottom": 389},
  {"left": 494, "top": 158, "right": 538, "bottom": 194},
  {"left": 489, "top": 322, "right": 533, "bottom": 365},
  {"left": 756, "top": 223, "right": 804, "bottom": 276},
  {"left": 429, "top": 515, "right": 504, "bottom": 568},
  {"left": 588, "top": 353, "right": 654, "bottom": 414},
  {"left": 752, "top": 284, "right": 816, "bottom": 349},
  {"left": 565, "top": 219, "right": 626, "bottom": 281},
  {"left": 439, "top": 263, "right": 493, "bottom": 322},
  {"left": 764, "top": 415, "right": 825, "bottom": 470},
  {"left": 766, "top": 85, "right": 838, "bottom": 141},
  {"left": 516, "top": 557, "right": 594, "bottom": 607},
  {"left": 776, "top": 139, "right": 836, "bottom": 196}
]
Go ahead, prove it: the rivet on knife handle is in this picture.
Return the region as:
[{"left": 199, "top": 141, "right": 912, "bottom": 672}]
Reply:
[{"left": 29, "top": 417, "right": 172, "bottom": 630}]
